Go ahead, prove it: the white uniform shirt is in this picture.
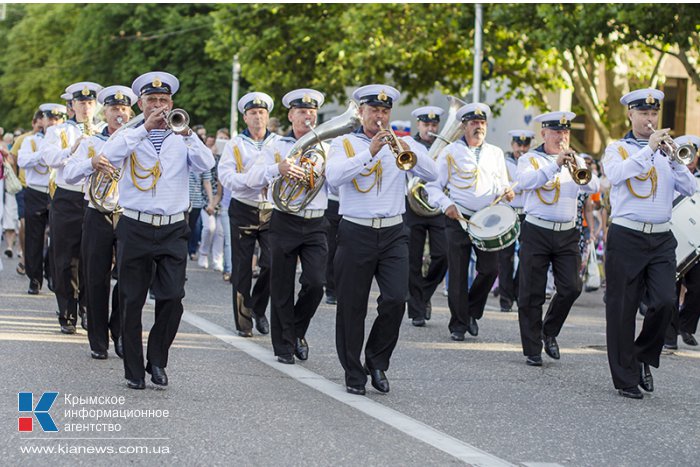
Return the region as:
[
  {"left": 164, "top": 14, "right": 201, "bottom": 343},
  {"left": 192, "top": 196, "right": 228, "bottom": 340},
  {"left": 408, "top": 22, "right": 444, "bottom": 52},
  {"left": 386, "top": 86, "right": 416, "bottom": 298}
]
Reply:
[
  {"left": 603, "top": 134, "right": 696, "bottom": 223},
  {"left": 246, "top": 132, "right": 329, "bottom": 211},
  {"left": 64, "top": 129, "right": 113, "bottom": 206},
  {"left": 101, "top": 124, "right": 214, "bottom": 216},
  {"left": 218, "top": 130, "right": 281, "bottom": 204},
  {"left": 325, "top": 128, "right": 436, "bottom": 218},
  {"left": 425, "top": 139, "right": 509, "bottom": 213},
  {"left": 504, "top": 152, "right": 524, "bottom": 209},
  {"left": 517, "top": 145, "right": 600, "bottom": 222},
  {"left": 41, "top": 120, "right": 91, "bottom": 189},
  {"left": 17, "top": 133, "right": 51, "bottom": 188}
]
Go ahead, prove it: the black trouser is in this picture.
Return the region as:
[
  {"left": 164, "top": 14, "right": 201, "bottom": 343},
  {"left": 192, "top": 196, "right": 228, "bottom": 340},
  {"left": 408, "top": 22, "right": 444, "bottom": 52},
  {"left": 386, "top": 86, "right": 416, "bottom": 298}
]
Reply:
[
  {"left": 445, "top": 217, "right": 499, "bottom": 333},
  {"left": 187, "top": 207, "right": 202, "bottom": 255},
  {"left": 404, "top": 206, "right": 447, "bottom": 320},
  {"left": 665, "top": 261, "right": 700, "bottom": 343},
  {"left": 324, "top": 199, "right": 341, "bottom": 298},
  {"left": 229, "top": 199, "right": 271, "bottom": 333},
  {"left": 115, "top": 216, "right": 188, "bottom": 381},
  {"left": 50, "top": 187, "right": 86, "bottom": 326},
  {"left": 24, "top": 187, "right": 50, "bottom": 287},
  {"left": 335, "top": 220, "right": 408, "bottom": 388},
  {"left": 517, "top": 221, "right": 582, "bottom": 357},
  {"left": 605, "top": 224, "right": 676, "bottom": 389},
  {"left": 269, "top": 211, "right": 328, "bottom": 357},
  {"left": 497, "top": 213, "right": 526, "bottom": 310},
  {"left": 81, "top": 207, "right": 120, "bottom": 353}
]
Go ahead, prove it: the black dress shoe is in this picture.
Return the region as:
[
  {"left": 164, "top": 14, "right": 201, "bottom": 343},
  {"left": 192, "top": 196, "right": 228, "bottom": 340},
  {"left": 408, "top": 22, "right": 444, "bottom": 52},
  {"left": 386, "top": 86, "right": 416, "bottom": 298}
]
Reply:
[
  {"left": 618, "top": 386, "right": 643, "bottom": 399},
  {"left": 126, "top": 378, "right": 145, "bottom": 390},
  {"left": 500, "top": 306, "right": 513, "bottom": 313},
  {"left": 91, "top": 350, "right": 108, "bottom": 360},
  {"left": 277, "top": 354, "right": 295, "bottom": 365},
  {"left": 425, "top": 302, "right": 432, "bottom": 320},
  {"left": 325, "top": 295, "right": 337, "bottom": 305},
  {"left": 28, "top": 279, "right": 40, "bottom": 295},
  {"left": 364, "top": 365, "right": 389, "bottom": 393},
  {"left": 146, "top": 365, "right": 168, "bottom": 386},
  {"left": 639, "top": 363, "right": 653, "bottom": 392},
  {"left": 254, "top": 315, "right": 270, "bottom": 335},
  {"left": 79, "top": 308, "right": 88, "bottom": 331},
  {"left": 543, "top": 335, "right": 560, "bottom": 360},
  {"left": 681, "top": 331, "right": 698, "bottom": 346},
  {"left": 294, "top": 337, "right": 309, "bottom": 361},
  {"left": 60, "top": 324, "right": 76, "bottom": 334},
  {"left": 237, "top": 330, "right": 253, "bottom": 338},
  {"left": 526, "top": 355, "right": 543, "bottom": 366},
  {"left": 346, "top": 385, "right": 366, "bottom": 395},
  {"left": 663, "top": 342, "right": 678, "bottom": 351},
  {"left": 466, "top": 317, "right": 479, "bottom": 336},
  {"left": 412, "top": 317, "right": 426, "bottom": 327},
  {"left": 114, "top": 336, "right": 124, "bottom": 359},
  {"left": 450, "top": 331, "right": 465, "bottom": 341}
]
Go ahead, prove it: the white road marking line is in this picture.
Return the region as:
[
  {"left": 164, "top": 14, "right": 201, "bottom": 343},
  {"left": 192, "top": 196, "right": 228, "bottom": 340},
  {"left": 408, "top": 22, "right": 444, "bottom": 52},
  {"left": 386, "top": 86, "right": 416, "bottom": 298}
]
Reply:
[{"left": 182, "top": 311, "right": 518, "bottom": 467}]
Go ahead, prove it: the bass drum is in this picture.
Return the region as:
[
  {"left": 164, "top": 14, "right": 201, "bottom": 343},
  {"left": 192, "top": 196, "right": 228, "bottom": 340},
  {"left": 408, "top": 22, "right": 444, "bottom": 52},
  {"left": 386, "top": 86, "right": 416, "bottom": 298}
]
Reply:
[
  {"left": 671, "top": 179, "right": 700, "bottom": 279},
  {"left": 468, "top": 205, "right": 520, "bottom": 252}
]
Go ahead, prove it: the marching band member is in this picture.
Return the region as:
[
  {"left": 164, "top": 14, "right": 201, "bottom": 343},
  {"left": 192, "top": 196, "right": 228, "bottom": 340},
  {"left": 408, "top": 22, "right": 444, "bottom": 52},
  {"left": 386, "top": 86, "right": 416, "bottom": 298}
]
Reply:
[
  {"left": 324, "top": 183, "right": 340, "bottom": 306},
  {"left": 405, "top": 106, "right": 447, "bottom": 327},
  {"left": 516, "top": 111, "right": 599, "bottom": 367},
  {"left": 603, "top": 89, "right": 695, "bottom": 398},
  {"left": 425, "top": 103, "right": 513, "bottom": 341},
  {"left": 326, "top": 84, "right": 436, "bottom": 395},
  {"left": 497, "top": 130, "right": 534, "bottom": 313},
  {"left": 664, "top": 135, "right": 700, "bottom": 350},
  {"left": 102, "top": 71, "right": 214, "bottom": 389},
  {"left": 64, "top": 85, "right": 137, "bottom": 360},
  {"left": 219, "top": 92, "right": 280, "bottom": 338},
  {"left": 17, "top": 105, "right": 61, "bottom": 295},
  {"left": 41, "top": 82, "right": 103, "bottom": 334},
  {"left": 246, "top": 88, "right": 328, "bottom": 364}
]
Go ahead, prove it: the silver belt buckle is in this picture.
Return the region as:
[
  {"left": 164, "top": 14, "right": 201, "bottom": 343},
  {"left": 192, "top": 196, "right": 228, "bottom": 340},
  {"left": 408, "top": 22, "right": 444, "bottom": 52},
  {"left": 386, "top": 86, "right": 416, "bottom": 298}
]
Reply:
[
  {"left": 152, "top": 214, "right": 163, "bottom": 227},
  {"left": 642, "top": 223, "right": 652, "bottom": 234},
  {"left": 554, "top": 222, "right": 563, "bottom": 231},
  {"left": 371, "top": 218, "right": 382, "bottom": 229}
]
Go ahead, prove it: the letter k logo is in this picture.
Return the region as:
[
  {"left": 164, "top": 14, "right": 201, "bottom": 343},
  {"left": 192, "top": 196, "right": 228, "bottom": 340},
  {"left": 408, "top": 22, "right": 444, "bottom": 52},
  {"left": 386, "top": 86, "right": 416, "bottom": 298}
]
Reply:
[{"left": 18, "top": 392, "right": 59, "bottom": 432}]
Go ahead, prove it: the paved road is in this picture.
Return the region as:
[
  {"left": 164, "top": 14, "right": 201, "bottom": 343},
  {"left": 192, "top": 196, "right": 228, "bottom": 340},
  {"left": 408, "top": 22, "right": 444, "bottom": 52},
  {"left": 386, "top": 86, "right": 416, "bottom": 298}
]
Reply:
[{"left": 1, "top": 252, "right": 699, "bottom": 466}]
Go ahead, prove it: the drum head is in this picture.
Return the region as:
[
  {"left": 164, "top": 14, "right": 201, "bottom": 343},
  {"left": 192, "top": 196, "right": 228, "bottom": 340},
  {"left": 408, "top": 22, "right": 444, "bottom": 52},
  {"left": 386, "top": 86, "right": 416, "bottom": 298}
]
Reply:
[{"left": 470, "top": 205, "right": 517, "bottom": 238}]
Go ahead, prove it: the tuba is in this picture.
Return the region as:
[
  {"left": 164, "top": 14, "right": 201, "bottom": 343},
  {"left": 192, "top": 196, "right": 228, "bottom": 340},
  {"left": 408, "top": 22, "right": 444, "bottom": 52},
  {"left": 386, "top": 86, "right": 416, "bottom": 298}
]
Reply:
[
  {"left": 407, "top": 95, "right": 467, "bottom": 217},
  {"left": 271, "top": 101, "right": 362, "bottom": 213},
  {"left": 87, "top": 114, "right": 145, "bottom": 213}
]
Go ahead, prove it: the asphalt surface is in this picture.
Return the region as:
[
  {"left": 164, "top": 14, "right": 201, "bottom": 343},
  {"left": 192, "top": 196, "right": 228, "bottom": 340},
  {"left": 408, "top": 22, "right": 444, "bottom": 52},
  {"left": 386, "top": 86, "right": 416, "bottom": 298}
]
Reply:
[{"left": 1, "top": 251, "right": 699, "bottom": 466}]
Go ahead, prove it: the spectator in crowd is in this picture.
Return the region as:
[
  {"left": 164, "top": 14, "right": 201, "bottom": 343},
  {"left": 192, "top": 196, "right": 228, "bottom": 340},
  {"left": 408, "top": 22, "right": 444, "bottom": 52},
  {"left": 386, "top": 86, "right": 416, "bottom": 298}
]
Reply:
[{"left": 188, "top": 169, "right": 213, "bottom": 260}]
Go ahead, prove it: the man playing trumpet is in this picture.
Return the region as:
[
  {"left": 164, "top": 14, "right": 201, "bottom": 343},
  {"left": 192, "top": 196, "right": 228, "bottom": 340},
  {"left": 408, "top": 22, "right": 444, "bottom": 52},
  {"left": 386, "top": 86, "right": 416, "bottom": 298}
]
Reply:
[
  {"left": 603, "top": 89, "right": 696, "bottom": 399},
  {"left": 64, "top": 85, "right": 137, "bottom": 360},
  {"left": 516, "top": 111, "right": 599, "bottom": 367}
]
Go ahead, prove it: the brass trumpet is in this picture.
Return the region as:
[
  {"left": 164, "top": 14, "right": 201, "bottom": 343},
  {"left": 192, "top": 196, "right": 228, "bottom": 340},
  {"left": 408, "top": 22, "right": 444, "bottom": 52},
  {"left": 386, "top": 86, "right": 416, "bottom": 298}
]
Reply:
[
  {"left": 560, "top": 143, "right": 592, "bottom": 185},
  {"left": 646, "top": 123, "right": 696, "bottom": 165},
  {"left": 163, "top": 108, "right": 190, "bottom": 133},
  {"left": 377, "top": 121, "right": 417, "bottom": 170}
]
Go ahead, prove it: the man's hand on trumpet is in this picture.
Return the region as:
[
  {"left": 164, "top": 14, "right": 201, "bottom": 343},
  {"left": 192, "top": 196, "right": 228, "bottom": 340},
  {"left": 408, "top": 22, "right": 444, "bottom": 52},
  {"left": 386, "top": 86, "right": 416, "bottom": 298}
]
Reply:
[
  {"left": 91, "top": 154, "right": 117, "bottom": 176},
  {"left": 647, "top": 126, "right": 671, "bottom": 152},
  {"left": 144, "top": 106, "right": 168, "bottom": 131},
  {"left": 278, "top": 156, "right": 305, "bottom": 180}
]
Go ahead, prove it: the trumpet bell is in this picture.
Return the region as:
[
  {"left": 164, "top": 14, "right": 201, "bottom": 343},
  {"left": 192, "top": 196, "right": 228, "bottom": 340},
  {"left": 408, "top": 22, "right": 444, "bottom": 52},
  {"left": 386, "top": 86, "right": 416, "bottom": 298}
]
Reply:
[
  {"left": 167, "top": 109, "right": 190, "bottom": 133},
  {"left": 396, "top": 150, "right": 417, "bottom": 171},
  {"left": 675, "top": 143, "right": 697, "bottom": 165}
]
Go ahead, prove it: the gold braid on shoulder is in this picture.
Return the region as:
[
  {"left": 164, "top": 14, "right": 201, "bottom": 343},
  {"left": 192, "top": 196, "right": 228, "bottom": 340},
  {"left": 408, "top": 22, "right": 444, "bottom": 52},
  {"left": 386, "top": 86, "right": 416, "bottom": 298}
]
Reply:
[
  {"left": 129, "top": 152, "right": 161, "bottom": 193},
  {"left": 617, "top": 146, "right": 657, "bottom": 199},
  {"left": 342, "top": 137, "right": 382, "bottom": 194},
  {"left": 529, "top": 157, "right": 560, "bottom": 205},
  {"left": 446, "top": 153, "right": 478, "bottom": 190}
]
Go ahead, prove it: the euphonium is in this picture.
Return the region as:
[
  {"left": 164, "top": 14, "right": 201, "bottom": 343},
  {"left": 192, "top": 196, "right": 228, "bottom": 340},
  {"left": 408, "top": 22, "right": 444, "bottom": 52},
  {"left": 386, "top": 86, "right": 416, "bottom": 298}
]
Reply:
[
  {"left": 378, "top": 121, "right": 417, "bottom": 170},
  {"left": 559, "top": 143, "right": 592, "bottom": 185},
  {"left": 87, "top": 114, "right": 145, "bottom": 213},
  {"left": 408, "top": 95, "right": 467, "bottom": 217},
  {"left": 646, "top": 123, "right": 697, "bottom": 165},
  {"left": 271, "top": 101, "right": 362, "bottom": 213}
]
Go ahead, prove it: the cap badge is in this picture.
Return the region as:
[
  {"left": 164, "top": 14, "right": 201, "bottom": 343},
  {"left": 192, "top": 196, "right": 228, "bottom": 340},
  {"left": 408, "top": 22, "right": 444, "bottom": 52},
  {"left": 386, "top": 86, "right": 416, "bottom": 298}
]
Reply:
[
  {"left": 428, "top": 112, "right": 436, "bottom": 119},
  {"left": 518, "top": 136, "right": 526, "bottom": 142},
  {"left": 377, "top": 90, "right": 388, "bottom": 101},
  {"left": 474, "top": 108, "right": 483, "bottom": 116},
  {"left": 559, "top": 115, "right": 568, "bottom": 125},
  {"left": 81, "top": 86, "right": 90, "bottom": 96},
  {"left": 645, "top": 94, "right": 655, "bottom": 105},
  {"left": 115, "top": 91, "right": 124, "bottom": 101},
  {"left": 152, "top": 77, "right": 162, "bottom": 88},
  {"left": 52, "top": 109, "right": 60, "bottom": 115},
  {"left": 253, "top": 98, "right": 262, "bottom": 105},
  {"left": 302, "top": 94, "right": 312, "bottom": 104}
]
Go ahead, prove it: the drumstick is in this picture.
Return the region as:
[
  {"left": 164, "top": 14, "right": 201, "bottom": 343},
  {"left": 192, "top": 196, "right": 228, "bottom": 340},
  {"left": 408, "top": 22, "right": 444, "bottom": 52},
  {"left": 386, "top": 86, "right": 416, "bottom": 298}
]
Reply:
[
  {"left": 490, "top": 181, "right": 519, "bottom": 207},
  {"left": 456, "top": 214, "right": 481, "bottom": 230}
]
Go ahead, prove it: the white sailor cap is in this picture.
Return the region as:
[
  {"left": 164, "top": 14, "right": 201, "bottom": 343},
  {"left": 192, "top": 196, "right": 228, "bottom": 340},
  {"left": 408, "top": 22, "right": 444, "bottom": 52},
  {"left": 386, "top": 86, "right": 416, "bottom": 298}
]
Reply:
[
  {"left": 675, "top": 135, "right": 700, "bottom": 150},
  {"left": 508, "top": 129, "right": 536, "bottom": 144},
  {"left": 620, "top": 88, "right": 664, "bottom": 110},
  {"left": 39, "top": 103, "right": 68, "bottom": 118},
  {"left": 411, "top": 106, "right": 444, "bottom": 123},
  {"left": 282, "top": 88, "right": 324, "bottom": 109},
  {"left": 534, "top": 111, "right": 576, "bottom": 130},
  {"left": 238, "top": 92, "right": 274, "bottom": 114},
  {"left": 352, "top": 84, "right": 400, "bottom": 108},
  {"left": 456, "top": 103, "right": 491, "bottom": 122},
  {"left": 60, "top": 92, "right": 73, "bottom": 102},
  {"left": 65, "top": 81, "right": 103, "bottom": 101},
  {"left": 98, "top": 85, "right": 138, "bottom": 107},
  {"left": 131, "top": 71, "right": 179, "bottom": 97}
]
